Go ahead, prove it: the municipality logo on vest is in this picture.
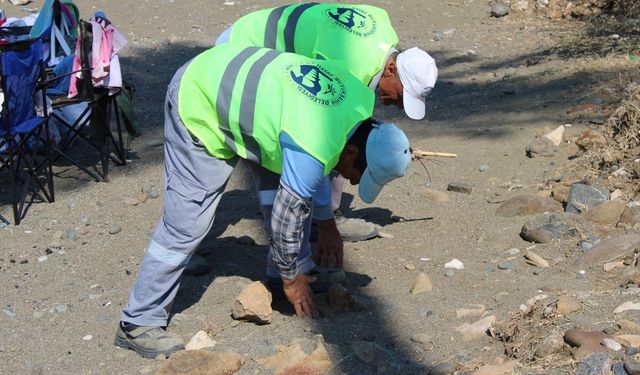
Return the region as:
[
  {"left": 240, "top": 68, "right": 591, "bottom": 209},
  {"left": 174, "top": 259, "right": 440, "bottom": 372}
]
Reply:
[
  {"left": 288, "top": 64, "right": 346, "bottom": 106},
  {"left": 325, "top": 7, "right": 377, "bottom": 38}
]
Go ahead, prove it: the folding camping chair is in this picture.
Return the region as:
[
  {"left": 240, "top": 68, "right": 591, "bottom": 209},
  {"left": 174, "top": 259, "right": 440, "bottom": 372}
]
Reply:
[
  {"left": 0, "top": 38, "right": 55, "bottom": 225},
  {"left": 47, "top": 19, "right": 128, "bottom": 182}
]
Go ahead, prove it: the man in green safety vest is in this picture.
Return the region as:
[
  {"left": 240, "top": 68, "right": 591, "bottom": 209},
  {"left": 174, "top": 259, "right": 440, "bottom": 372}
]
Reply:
[
  {"left": 114, "top": 43, "right": 412, "bottom": 359},
  {"left": 215, "top": 3, "right": 437, "bottom": 246}
]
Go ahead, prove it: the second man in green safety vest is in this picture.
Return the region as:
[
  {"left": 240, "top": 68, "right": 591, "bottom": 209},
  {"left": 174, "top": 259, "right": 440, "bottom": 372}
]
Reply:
[{"left": 215, "top": 3, "right": 438, "bottom": 247}]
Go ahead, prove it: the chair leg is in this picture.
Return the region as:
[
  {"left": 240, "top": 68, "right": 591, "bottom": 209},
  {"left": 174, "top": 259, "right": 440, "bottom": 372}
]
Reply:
[
  {"left": 7, "top": 138, "right": 20, "bottom": 225},
  {"left": 109, "top": 97, "right": 127, "bottom": 166}
]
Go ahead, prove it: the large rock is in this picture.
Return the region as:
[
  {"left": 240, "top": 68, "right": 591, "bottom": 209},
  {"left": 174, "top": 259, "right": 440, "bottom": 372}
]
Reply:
[
  {"left": 520, "top": 213, "right": 596, "bottom": 243},
  {"left": 496, "top": 195, "right": 563, "bottom": 217},
  {"left": 575, "top": 234, "right": 640, "bottom": 269},
  {"left": 156, "top": 350, "right": 244, "bottom": 375},
  {"left": 232, "top": 281, "right": 272, "bottom": 324},
  {"left": 566, "top": 183, "right": 609, "bottom": 214}
]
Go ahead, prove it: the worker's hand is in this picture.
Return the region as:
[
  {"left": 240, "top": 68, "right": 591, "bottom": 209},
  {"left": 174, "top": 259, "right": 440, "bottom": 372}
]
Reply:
[
  {"left": 315, "top": 219, "right": 344, "bottom": 269},
  {"left": 282, "top": 274, "right": 316, "bottom": 318}
]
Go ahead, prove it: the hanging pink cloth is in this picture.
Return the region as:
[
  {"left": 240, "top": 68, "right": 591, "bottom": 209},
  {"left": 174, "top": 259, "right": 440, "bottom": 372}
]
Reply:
[{"left": 68, "top": 13, "right": 127, "bottom": 98}]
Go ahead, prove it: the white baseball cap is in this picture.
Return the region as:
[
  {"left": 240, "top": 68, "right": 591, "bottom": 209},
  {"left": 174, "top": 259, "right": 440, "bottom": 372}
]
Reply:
[
  {"left": 358, "top": 122, "right": 412, "bottom": 204},
  {"left": 396, "top": 48, "right": 438, "bottom": 120}
]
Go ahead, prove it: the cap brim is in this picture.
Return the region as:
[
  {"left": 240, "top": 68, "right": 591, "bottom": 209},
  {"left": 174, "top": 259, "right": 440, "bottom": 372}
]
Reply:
[
  {"left": 358, "top": 167, "right": 384, "bottom": 204},
  {"left": 403, "top": 88, "right": 426, "bottom": 120}
]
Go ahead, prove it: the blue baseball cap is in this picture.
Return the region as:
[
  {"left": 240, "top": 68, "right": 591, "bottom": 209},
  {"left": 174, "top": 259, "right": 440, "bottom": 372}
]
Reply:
[{"left": 358, "top": 123, "right": 412, "bottom": 203}]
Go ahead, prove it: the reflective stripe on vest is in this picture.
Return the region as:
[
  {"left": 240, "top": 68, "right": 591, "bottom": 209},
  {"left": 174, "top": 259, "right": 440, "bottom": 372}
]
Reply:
[
  {"left": 263, "top": 3, "right": 319, "bottom": 51},
  {"left": 216, "top": 46, "right": 281, "bottom": 164}
]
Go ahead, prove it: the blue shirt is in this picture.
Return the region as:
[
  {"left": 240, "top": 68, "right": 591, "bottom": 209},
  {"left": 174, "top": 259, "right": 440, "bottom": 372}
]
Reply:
[{"left": 280, "top": 132, "right": 332, "bottom": 220}]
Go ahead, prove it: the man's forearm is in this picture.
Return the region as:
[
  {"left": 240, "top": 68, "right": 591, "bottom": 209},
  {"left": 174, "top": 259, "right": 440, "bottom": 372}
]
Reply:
[{"left": 270, "top": 183, "right": 312, "bottom": 279}]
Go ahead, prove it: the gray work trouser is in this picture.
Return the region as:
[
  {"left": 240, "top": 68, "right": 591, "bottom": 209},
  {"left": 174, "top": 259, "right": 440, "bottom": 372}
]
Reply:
[{"left": 120, "top": 63, "right": 315, "bottom": 327}]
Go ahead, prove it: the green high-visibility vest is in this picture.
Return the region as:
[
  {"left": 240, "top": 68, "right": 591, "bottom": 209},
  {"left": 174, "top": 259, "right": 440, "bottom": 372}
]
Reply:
[
  {"left": 228, "top": 3, "right": 399, "bottom": 85},
  {"left": 178, "top": 44, "right": 374, "bottom": 175}
]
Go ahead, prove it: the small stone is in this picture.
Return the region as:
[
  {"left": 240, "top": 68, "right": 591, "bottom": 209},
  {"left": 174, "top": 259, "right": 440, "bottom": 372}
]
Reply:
[
  {"left": 148, "top": 189, "right": 160, "bottom": 199},
  {"left": 424, "top": 188, "right": 449, "bottom": 203},
  {"left": 618, "top": 320, "right": 640, "bottom": 332},
  {"left": 80, "top": 215, "right": 91, "bottom": 226},
  {"left": 455, "top": 315, "right": 495, "bottom": 342},
  {"left": 524, "top": 249, "right": 549, "bottom": 268},
  {"left": 124, "top": 197, "right": 140, "bottom": 206},
  {"left": 444, "top": 268, "right": 456, "bottom": 277},
  {"left": 77, "top": 227, "right": 89, "bottom": 236},
  {"left": 543, "top": 125, "right": 565, "bottom": 146},
  {"left": 575, "top": 352, "right": 611, "bottom": 375},
  {"left": 625, "top": 360, "right": 640, "bottom": 375},
  {"left": 479, "top": 164, "right": 489, "bottom": 172},
  {"left": 456, "top": 304, "right": 485, "bottom": 318},
  {"left": 50, "top": 304, "right": 67, "bottom": 313},
  {"left": 602, "top": 338, "right": 622, "bottom": 351},
  {"left": 108, "top": 225, "right": 122, "bottom": 235},
  {"left": 326, "top": 284, "right": 366, "bottom": 313},
  {"left": 627, "top": 347, "right": 640, "bottom": 356},
  {"left": 404, "top": 263, "right": 416, "bottom": 270},
  {"left": 526, "top": 137, "right": 555, "bottom": 158},
  {"left": 614, "top": 362, "right": 630, "bottom": 375},
  {"left": 471, "top": 360, "right": 517, "bottom": 375},
  {"left": 535, "top": 332, "right": 564, "bottom": 358},
  {"left": 615, "top": 335, "right": 640, "bottom": 348},
  {"left": 2, "top": 307, "right": 15, "bottom": 319},
  {"left": 82, "top": 335, "right": 93, "bottom": 341},
  {"left": 566, "top": 183, "right": 610, "bottom": 214},
  {"left": 496, "top": 195, "right": 562, "bottom": 217},
  {"left": 185, "top": 330, "right": 216, "bottom": 351},
  {"left": 580, "top": 241, "right": 595, "bottom": 250},
  {"left": 497, "top": 261, "right": 514, "bottom": 270},
  {"left": 556, "top": 297, "right": 582, "bottom": 315},
  {"left": 445, "top": 258, "right": 464, "bottom": 270},
  {"left": 38, "top": 255, "right": 48, "bottom": 262},
  {"left": 614, "top": 302, "right": 640, "bottom": 314},
  {"left": 564, "top": 329, "right": 607, "bottom": 348},
  {"left": 447, "top": 181, "right": 473, "bottom": 194},
  {"left": 490, "top": 2, "right": 509, "bottom": 17},
  {"left": 137, "top": 193, "right": 149, "bottom": 203},
  {"left": 63, "top": 229, "right": 77, "bottom": 242},
  {"left": 410, "top": 273, "right": 433, "bottom": 295},
  {"left": 410, "top": 334, "right": 430, "bottom": 344}
]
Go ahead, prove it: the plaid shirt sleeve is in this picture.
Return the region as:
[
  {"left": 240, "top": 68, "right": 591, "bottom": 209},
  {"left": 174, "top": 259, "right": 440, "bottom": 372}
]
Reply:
[{"left": 270, "top": 182, "right": 312, "bottom": 279}]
